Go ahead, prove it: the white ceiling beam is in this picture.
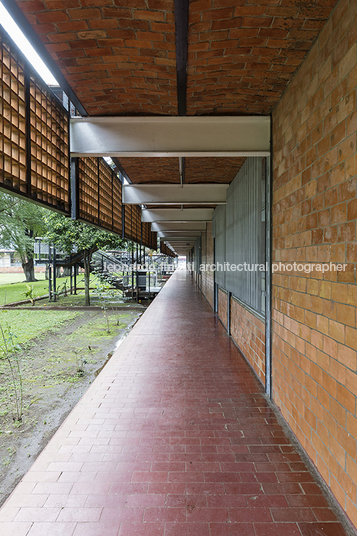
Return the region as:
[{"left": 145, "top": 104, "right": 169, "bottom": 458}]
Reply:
[
  {"left": 159, "top": 236, "right": 198, "bottom": 242},
  {"left": 70, "top": 116, "right": 270, "bottom": 157},
  {"left": 142, "top": 208, "right": 213, "bottom": 223},
  {"left": 157, "top": 231, "right": 202, "bottom": 237},
  {"left": 123, "top": 184, "right": 227, "bottom": 205},
  {"left": 152, "top": 222, "right": 206, "bottom": 232}
]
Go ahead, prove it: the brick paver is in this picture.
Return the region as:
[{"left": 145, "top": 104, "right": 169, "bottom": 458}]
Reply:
[{"left": 0, "top": 270, "right": 348, "bottom": 536}]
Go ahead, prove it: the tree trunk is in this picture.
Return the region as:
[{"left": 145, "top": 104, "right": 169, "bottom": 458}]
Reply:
[
  {"left": 22, "top": 256, "right": 36, "bottom": 282},
  {"left": 84, "top": 254, "right": 91, "bottom": 306}
]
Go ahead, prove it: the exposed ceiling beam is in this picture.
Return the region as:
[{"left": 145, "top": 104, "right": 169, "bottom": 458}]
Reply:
[
  {"left": 142, "top": 208, "right": 213, "bottom": 222},
  {"left": 123, "top": 184, "right": 228, "bottom": 205},
  {"left": 159, "top": 236, "right": 198, "bottom": 242},
  {"left": 157, "top": 231, "right": 202, "bottom": 237},
  {"left": 152, "top": 222, "right": 206, "bottom": 232},
  {"left": 70, "top": 116, "right": 270, "bottom": 157},
  {"left": 174, "top": 0, "right": 189, "bottom": 116}
]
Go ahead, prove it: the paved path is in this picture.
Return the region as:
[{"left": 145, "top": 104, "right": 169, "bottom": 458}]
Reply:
[{"left": 0, "top": 270, "right": 348, "bottom": 536}]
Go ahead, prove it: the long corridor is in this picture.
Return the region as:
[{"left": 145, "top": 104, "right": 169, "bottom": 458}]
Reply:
[{"left": 0, "top": 270, "right": 349, "bottom": 536}]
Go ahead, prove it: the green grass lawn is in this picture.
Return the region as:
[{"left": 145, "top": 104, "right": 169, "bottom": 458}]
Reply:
[
  {"left": 0, "top": 309, "right": 80, "bottom": 347},
  {"left": 0, "top": 277, "right": 72, "bottom": 306},
  {"left": 0, "top": 272, "right": 46, "bottom": 286},
  {"left": 0, "top": 273, "right": 122, "bottom": 306}
]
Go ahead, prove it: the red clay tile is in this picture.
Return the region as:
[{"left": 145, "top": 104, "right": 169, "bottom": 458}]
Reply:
[
  {"left": 0, "top": 272, "right": 350, "bottom": 536},
  {"left": 210, "top": 523, "right": 255, "bottom": 536}
]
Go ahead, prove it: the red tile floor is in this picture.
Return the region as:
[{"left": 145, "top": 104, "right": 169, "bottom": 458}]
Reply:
[{"left": 0, "top": 270, "right": 350, "bottom": 536}]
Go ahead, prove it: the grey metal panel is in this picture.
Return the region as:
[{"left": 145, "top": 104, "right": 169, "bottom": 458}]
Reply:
[
  {"left": 214, "top": 157, "right": 265, "bottom": 314},
  {"left": 212, "top": 205, "right": 226, "bottom": 289},
  {"left": 194, "top": 236, "right": 202, "bottom": 273}
]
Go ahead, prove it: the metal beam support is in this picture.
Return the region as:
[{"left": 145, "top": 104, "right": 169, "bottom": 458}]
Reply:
[
  {"left": 123, "top": 184, "right": 228, "bottom": 205},
  {"left": 142, "top": 208, "right": 214, "bottom": 222},
  {"left": 157, "top": 231, "right": 202, "bottom": 237},
  {"left": 159, "top": 237, "right": 198, "bottom": 242},
  {"left": 70, "top": 116, "right": 271, "bottom": 157},
  {"left": 70, "top": 157, "right": 79, "bottom": 220},
  {"left": 152, "top": 222, "right": 207, "bottom": 232}
]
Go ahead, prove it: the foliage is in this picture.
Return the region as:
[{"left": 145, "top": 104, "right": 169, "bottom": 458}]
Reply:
[
  {"left": 44, "top": 213, "right": 127, "bottom": 305},
  {"left": 44, "top": 213, "right": 126, "bottom": 256},
  {"left": 93, "top": 281, "right": 118, "bottom": 333},
  {"left": 0, "top": 323, "right": 23, "bottom": 422},
  {"left": 0, "top": 193, "right": 47, "bottom": 282},
  {"left": 0, "top": 310, "right": 79, "bottom": 347},
  {"left": 0, "top": 277, "right": 70, "bottom": 306},
  {"left": 23, "top": 284, "right": 37, "bottom": 306}
]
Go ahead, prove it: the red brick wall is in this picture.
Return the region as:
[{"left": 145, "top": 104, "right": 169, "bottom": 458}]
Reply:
[
  {"left": 230, "top": 297, "right": 266, "bottom": 385},
  {"left": 272, "top": 0, "right": 357, "bottom": 525},
  {"left": 218, "top": 287, "right": 228, "bottom": 329},
  {"left": 201, "top": 222, "right": 214, "bottom": 308}
]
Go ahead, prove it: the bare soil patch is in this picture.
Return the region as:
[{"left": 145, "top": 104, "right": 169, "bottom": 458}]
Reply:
[{"left": 0, "top": 308, "right": 142, "bottom": 506}]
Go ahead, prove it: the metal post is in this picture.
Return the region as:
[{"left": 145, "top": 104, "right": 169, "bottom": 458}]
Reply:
[
  {"left": 74, "top": 264, "right": 77, "bottom": 295},
  {"left": 48, "top": 246, "right": 52, "bottom": 301},
  {"left": 213, "top": 237, "right": 218, "bottom": 312},
  {"left": 131, "top": 242, "right": 134, "bottom": 300},
  {"left": 265, "top": 149, "right": 273, "bottom": 399},
  {"left": 227, "top": 291, "right": 231, "bottom": 335},
  {"left": 136, "top": 242, "right": 139, "bottom": 302},
  {"left": 70, "top": 259, "right": 73, "bottom": 295},
  {"left": 53, "top": 246, "right": 57, "bottom": 302}
]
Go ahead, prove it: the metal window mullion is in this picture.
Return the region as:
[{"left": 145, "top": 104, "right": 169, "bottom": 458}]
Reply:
[
  {"left": 25, "top": 71, "right": 31, "bottom": 197},
  {"left": 265, "top": 150, "right": 273, "bottom": 399},
  {"left": 97, "top": 158, "right": 100, "bottom": 225}
]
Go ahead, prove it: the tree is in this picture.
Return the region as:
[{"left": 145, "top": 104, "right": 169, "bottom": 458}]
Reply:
[
  {"left": 45, "top": 213, "right": 126, "bottom": 306},
  {"left": 0, "top": 193, "right": 46, "bottom": 282}
]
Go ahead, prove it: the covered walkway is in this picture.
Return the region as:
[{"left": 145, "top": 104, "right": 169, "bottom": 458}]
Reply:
[{"left": 0, "top": 270, "right": 349, "bottom": 536}]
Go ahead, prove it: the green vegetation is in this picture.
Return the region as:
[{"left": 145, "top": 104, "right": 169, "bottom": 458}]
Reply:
[
  {"left": 45, "top": 213, "right": 127, "bottom": 305},
  {"left": 0, "top": 273, "right": 46, "bottom": 286},
  {"left": 0, "top": 322, "right": 23, "bottom": 422},
  {"left": 0, "top": 310, "right": 79, "bottom": 346},
  {"left": 0, "top": 193, "right": 47, "bottom": 282},
  {"left": 69, "top": 314, "right": 129, "bottom": 342},
  {"left": 0, "top": 277, "right": 70, "bottom": 306}
]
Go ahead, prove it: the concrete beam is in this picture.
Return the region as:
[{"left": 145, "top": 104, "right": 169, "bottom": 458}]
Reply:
[
  {"left": 70, "top": 116, "right": 270, "bottom": 157},
  {"left": 123, "top": 184, "right": 228, "bottom": 205},
  {"left": 142, "top": 208, "right": 213, "bottom": 222}
]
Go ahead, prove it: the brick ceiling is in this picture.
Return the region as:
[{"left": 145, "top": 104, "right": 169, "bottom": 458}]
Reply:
[
  {"left": 120, "top": 157, "right": 180, "bottom": 183},
  {"left": 119, "top": 157, "right": 245, "bottom": 184},
  {"left": 14, "top": 0, "right": 338, "bottom": 186},
  {"left": 15, "top": 0, "right": 339, "bottom": 117}
]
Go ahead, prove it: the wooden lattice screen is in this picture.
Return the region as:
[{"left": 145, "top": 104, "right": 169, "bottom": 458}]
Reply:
[
  {"left": 124, "top": 204, "right": 141, "bottom": 243},
  {"left": 78, "top": 156, "right": 123, "bottom": 235},
  {"left": 0, "top": 28, "right": 156, "bottom": 246},
  {"left": 0, "top": 27, "right": 70, "bottom": 213},
  {"left": 160, "top": 242, "right": 176, "bottom": 257}
]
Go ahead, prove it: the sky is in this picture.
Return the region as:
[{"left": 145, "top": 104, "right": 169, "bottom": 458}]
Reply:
[{"left": 0, "top": 2, "right": 58, "bottom": 86}]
